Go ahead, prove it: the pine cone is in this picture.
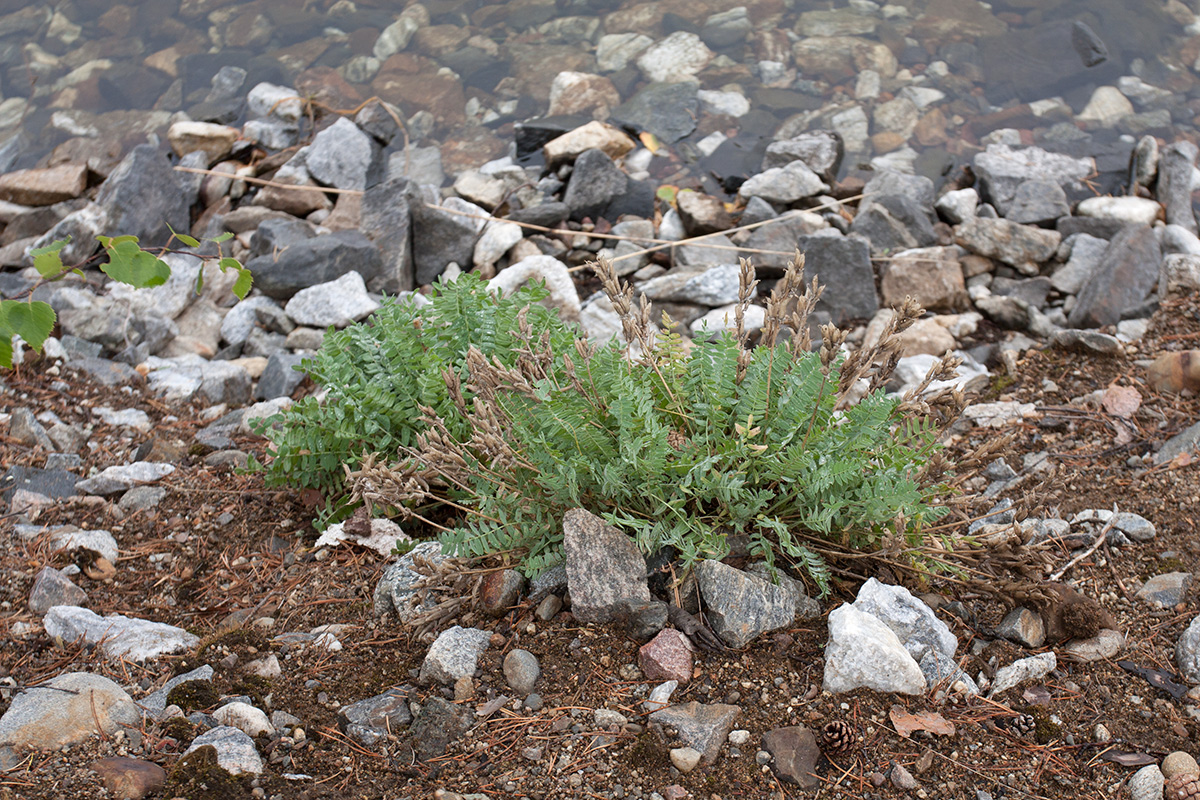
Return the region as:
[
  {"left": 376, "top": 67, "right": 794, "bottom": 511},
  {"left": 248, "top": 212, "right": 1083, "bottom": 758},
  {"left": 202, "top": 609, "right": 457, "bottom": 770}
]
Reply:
[
  {"left": 818, "top": 720, "right": 857, "bottom": 755},
  {"left": 1001, "top": 714, "right": 1035, "bottom": 736},
  {"left": 1166, "top": 773, "right": 1200, "bottom": 800}
]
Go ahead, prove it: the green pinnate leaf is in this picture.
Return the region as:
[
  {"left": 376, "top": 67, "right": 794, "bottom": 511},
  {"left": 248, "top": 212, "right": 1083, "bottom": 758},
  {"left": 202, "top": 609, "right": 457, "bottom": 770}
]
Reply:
[
  {"left": 29, "top": 237, "right": 69, "bottom": 279},
  {"left": 0, "top": 300, "right": 55, "bottom": 352},
  {"left": 97, "top": 235, "right": 171, "bottom": 288}
]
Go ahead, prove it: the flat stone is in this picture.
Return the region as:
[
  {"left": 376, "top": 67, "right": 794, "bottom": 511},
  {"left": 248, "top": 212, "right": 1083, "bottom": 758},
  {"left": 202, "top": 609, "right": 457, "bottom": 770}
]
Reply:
[
  {"left": 0, "top": 672, "right": 139, "bottom": 750},
  {"left": 1006, "top": 180, "right": 1069, "bottom": 225},
  {"left": 409, "top": 696, "right": 471, "bottom": 761},
  {"left": 75, "top": 462, "right": 174, "bottom": 495},
  {"left": 0, "top": 164, "right": 87, "bottom": 206},
  {"left": 562, "top": 508, "right": 650, "bottom": 624},
  {"left": 338, "top": 687, "right": 412, "bottom": 746},
  {"left": 694, "top": 560, "right": 796, "bottom": 649},
  {"left": 1136, "top": 572, "right": 1192, "bottom": 607},
  {"left": 738, "top": 161, "right": 828, "bottom": 204},
  {"left": 29, "top": 567, "right": 87, "bottom": 615},
  {"left": 611, "top": 81, "right": 699, "bottom": 146},
  {"left": 1068, "top": 224, "right": 1161, "bottom": 328},
  {"left": 167, "top": 121, "right": 239, "bottom": 165},
  {"left": 184, "top": 726, "right": 262, "bottom": 775},
  {"left": 542, "top": 121, "right": 635, "bottom": 167},
  {"left": 638, "top": 264, "right": 744, "bottom": 307},
  {"left": 1061, "top": 629, "right": 1124, "bottom": 662},
  {"left": 989, "top": 652, "right": 1056, "bottom": 697},
  {"left": 955, "top": 218, "right": 1061, "bottom": 275},
  {"left": 881, "top": 246, "right": 967, "bottom": 312},
  {"left": 245, "top": 230, "right": 382, "bottom": 301},
  {"left": 762, "top": 726, "right": 821, "bottom": 787},
  {"left": 823, "top": 603, "right": 926, "bottom": 695},
  {"left": 419, "top": 626, "right": 491, "bottom": 685},
  {"left": 1076, "top": 196, "right": 1160, "bottom": 226},
  {"left": 44, "top": 606, "right": 199, "bottom": 661},
  {"left": 89, "top": 756, "right": 166, "bottom": 800},
  {"left": 973, "top": 143, "right": 1093, "bottom": 214},
  {"left": 284, "top": 271, "right": 379, "bottom": 328},
  {"left": 648, "top": 702, "right": 740, "bottom": 766}
]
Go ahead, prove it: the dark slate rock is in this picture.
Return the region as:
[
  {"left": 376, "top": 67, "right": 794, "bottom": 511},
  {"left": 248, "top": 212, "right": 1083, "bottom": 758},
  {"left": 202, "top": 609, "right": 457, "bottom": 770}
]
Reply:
[
  {"left": 611, "top": 82, "right": 699, "bottom": 145},
  {"left": 514, "top": 116, "right": 591, "bottom": 162},
  {"left": 742, "top": 211, "right": 827, "bottom": 272},
  {"left": 1056, "top": 216, "right": 1126, "bottom": 240},
  {"left": 694, "top": 560, "right": 796, "bottom": 649},
  {"left": 980, "top": 21, "right": 1115, "bottom": 102},
  {"left": 95, "top": 144, "right": 190, "bottom": 250},
  {"left": 562, "top": 508, "right": 650, "bottom": 624},
  {"left": 244, "top": 232, "right": 383, "bottom": 300},
  {"left": 338, "top": 687, "right": 412, "bottom": 746},
  {"left": 701, "top": 135, "right": 770, "bottom": 195},
  {"left": 254, "top": 353, "right": 307, "bottom": 401},
  {"left": 360, "top": 178, "right": 413, "bottom": 293},
  {"left": 1157, "top": 419, "right": 1200, "bottom": 465},
  {"left": 1006, "top": 180, "right": 1069, "bottom": 226},
  {"left": 761, "top": 130, "right": 843, "bottom": 186},
  {"left": 66, "top": 357, "right": 144, "bottom": 387},
  {"left": 249, "top": 218, "right": 317, "bottom": 259},
  {"left": 1050, "top": 329, "right": 1124, "bottom": 355},
  {"left": 527, "top": 563, "right": 567, "bottom": 604},
  {"left": 849, "top": 194, "right": 937, "bottom": 256},
  {"left": 992, "top": 276, "right": 1052, "bottom": 309},
  {"left": 29, "top": 566, "right": 87, "bottom": 615},
  {"left": 507, "top": 202, "right": 569, "bottom": 228},
  {"left": 603, "top": 178, "right": 655, "bottom": 222},
  {"left": 647, "top": 702, "right": 740, "bottom": 766},
  {"left": 613, "top": 599, "right": 669, "bottom": 642},
  {"left": 861, "top": 171, "right": 935, "bottom": 217},
  {"left": 354, "top": 101, "right": 401, "bottom": 145},
  {"left": 1, "top": 465, "right": 77, "bottom": 502},
  {"left": 563, "top": 149, "right": 627, "bottom": 222},
  {"left": 763, "top": 726, "right": 821, "bottom": 788},
  {"left": 407, "top": 192, "right": 482, "bottom": 286},
  {"left": 1068, "top": 224, "right": 1161, "bottom": 328},
  {"left": 408, "top": 696, "right": 471, "bottom": 761},
  {"left": 1158, "top": 141, "right": 1198, "bottom": 235},
  {"left": 794, "top": 234, "right": 879, "bottom": 324}
]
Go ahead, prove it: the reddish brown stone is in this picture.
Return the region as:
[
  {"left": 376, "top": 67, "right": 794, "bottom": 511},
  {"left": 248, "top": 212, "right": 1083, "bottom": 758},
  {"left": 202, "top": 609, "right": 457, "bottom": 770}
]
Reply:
[
  {"left": 0, "top": 164, "right": 87, "bottom": 206},
  {"left": 639, "top": 629, "right": 694, "bottom": 685},
  {"left": 90, "top": 757, "right": 166, "bottom": 800},
  {"left": 295, "top": 67, "right": 364, "bottom": 116}
]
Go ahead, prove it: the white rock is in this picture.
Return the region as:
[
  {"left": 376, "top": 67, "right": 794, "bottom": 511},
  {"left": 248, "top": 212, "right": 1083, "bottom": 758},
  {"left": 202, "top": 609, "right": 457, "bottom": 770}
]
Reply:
[
  {"left": 989, "top": 652, "right": 1056, "bottom": 696},
  {"left": 697, "top": 89, "right": 749, "bottom": 117},
  {"left": 75, "top": 462, "right": 174, "bottom": 495},
  {"left": 185, "top": 726, "right": 263, "bottom": 775},
  {"left": 474, "top": 221, "right": 524, "bottom": 270},
  {"left": 489, "top": 254, "right": 581, "bottom": 323},
  {"left": 51, "top": 527, "right": 119, "bottom": 564},
  {"left": 94, "top": 407, "right": 152, "bottom": 433},
  {"left": 691, "top": 304, "right": 766, "bottom": 337},
  {"left": 738, "top": 161, "right": 828, "bottom": 204},
  {"left": 596, "top": 33, "right": 654, "bottom": 72},
  {"left": 1128, "top": 764, "right": 1164, "bottom": 800},
  {"left": 214, "top": 702, "right": 274, "bottom": 737},
  {"left": 284, "top": 271, "right": 379, "bottom": 328},
  {"left": 823, "top": 604, "right": 927, "bottom": 695},
  {"left": 670, "top": 747, "right": 702, "bottom": 773},
  {"left": 419, "top": 626, "right": 491, "bottom": 685},
  {"left": 44, "top": 606, "right": 200, "bottom": 661},
  {"left": 315, "top": 518, "right": 411, "bottom": 558},
  {"left": 645, "top": 680, "right": 678, "bottom": 712},
  {"left": 852, "top": 578, "right": 957, "bottom": 662},
  {"left": 636, "top": 32, "right": 712, "bottom": 83},
  {"left": 1076, "top": 196, "right": 1161, "bottom": 226},
  {"left": 1076, "top": 86, "right": 1134, "bottom": 127},
  {"left": 935, "top": 188, "right": 978, "bottom": 224},
  {"left": 961, "top": 401, "right": 1037, "bottom": 428},
  {"left": 246, "top": 83, "right": 302, "bottom": 122}
]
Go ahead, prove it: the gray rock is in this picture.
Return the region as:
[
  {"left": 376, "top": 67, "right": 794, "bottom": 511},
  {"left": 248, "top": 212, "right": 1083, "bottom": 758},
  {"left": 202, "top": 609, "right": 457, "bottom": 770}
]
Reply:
[
  {"left": 989, "top": 652, "right": 1056, "bottom": 697},
  {"left": 409, "top": 194, "right": 485, "bottom": 286},
  {"left": 738, "top": 162, "right": 828, "bottom": 205},
  {"left": 284, "top": 271, "right": 379, "bottom": 329},
  {"left": 700, "top": 7, "right": 752, "bottom": 48},
  {"left": 850, "top": 194, "right": 937, "bottom": 256},
  {"left": 246, "top": 82, "right": 302, "bottom": 122},
  {"left": 638, "top": 264, "right": 744, "bottom": 307},
  {"left": 995, "top": 607, "right": 1046, "bottom": 648},
  {"left": 852, "top": 578, "right": 957, "bottom": 662},
  {"left": 673, "top": 234, "right": 737, "bottom": 269},
  {"left": 695, "top": 560, "right": 796, "bottom": 649},
  {"left": 969, "top": 499, "right": 1015, "bottom": 534},
  {"left": 419, "top": 626, "right": 491, "bottom": 685},
  {"left": 648, "top": 702, "right": 740, "bottom": 766},
  {"left": 528, "top": 563, "right": 567, "bottom": 604},
  {"left": 29, "top": 567, "right": 87, "bottom": 615},
  {"left": 563, "top": 148, "right": 628, "bottom": 222},
  {"left": 94, "top": 407, "right": 152, "bottom": 433},
  {"left": 44, "top": 606, "right": 200, "bottom": 661},
  {"left": 360, "top": 179, "right": 414, "bottom": 293},
  {"left": 338, "top": 688, "right": 412, "bottom": 746},
  {"left": 611, "top": 82, "right": 698, "bottom": 145},
  {"left": 823, "top": 603, "right": 926, "bottom": 695},
  {"left": 213, "top": 702, "right": 273, "bottom": 738},
  {"left": 503, "top": 650, "right": 541, "bottom": 696},
  {"left": 1051, "top": 233, "right": 1108, "bottom": 294},
  {"left": 138, "top": 666, "right": 214, "bottom": 718},
  {"left": 245, "top": 231, "right": 383, "bottom": 301},
  {"left": 49, "top": 526, "right": 119, "bottom": 563},
  {"left": 1112, "top": 512, "right": 1156, "bottom": 542},
  {"left": 249, "top": 217, "right": 317, "bottom": 259},
  {"left": 9, "top": 408, "right": 52, "bottom": 450},
  {"left": 409, "top": 696, "right": 472, "bottom": 761},
  {"left": 1156, "top": 419, "right": 1200, "bottom": 466},
  {"left": 1136, "top": 573, "right": 1192, "bottom": 607},
  {"left": 762, "top": 131, "right": 843, "bottom": 185},
  {"left": 184, "top": 726, "right": 263, "bottom": 775},
  {"left": 0, "top": 672, "right": 139, "bottom": 750},
  {"left": 794, "top": 234, "right": 879, "bottom": 324},
  {"left": 1, "top": 466, "right": 76, "bottom": 504},
  {"left": 862, "top": 171, "right": 935, "bottom": 215},
  {"left": 762, "top": 726, "right": 820, "bottom": 787},
  {"left": 1129, "top": 765, "right": 1165, "bottom": 800},
  {"left": 67, "top": 357, "right": 144, "bottom": 388},
  {"left": 563, "top": 509, "right": 650, "bottom": 624},
  {"left": 1158, "top": 141, "right": 1198, "bottom": 234},
  {"left": 1050, "top": 329, "right": 1124, "bottom": 355},
  {"left": 1177, "top": 615, "right": 1200, "bottom": 684},
  {"left": 306, "top": 117, "right": 380, "bottom": 191},
  {"left": 955, "top": 218, "right": 1061, "bottom": 275},
  {"left": 198, "top": 361, "right": 252, "bottom": 407},
  {"left": 742, "top": 211, "right": 827, "bottom": 272},
  {"left": 75, "top": 462, "right": 174, "bottom": 496},
  {"left": 1068, "top": 224, "right": 1161, "bottom": 328},
  {"left": 373, "top": 541, "right": 447, "bottom": 619},
  {"left": 118, "top": 486, "right": 167, "bottom": 513},
  {"left": 254, "top": 353, "right": 307, "bottom": 401},
  {"left": 219, "top": 296, "right": 278, "bottom": 347},
  {"left": 1005, "top": 180, "right": 1069, "bottom": 226},
  {"left": 973, "top": 144, "right": 1094, "bottom": 214},
  {"left": 935, "top": 188, "right": 978, "bottom": 224},
  {"left": 1061, "top": 629, "right": 1124, "bottom": 662},
  {"left": 919, "top": 649, "right": 980, "bottom": 695},
  {"left": 95, "top": 145, "right": 189, "bottom": 250}
]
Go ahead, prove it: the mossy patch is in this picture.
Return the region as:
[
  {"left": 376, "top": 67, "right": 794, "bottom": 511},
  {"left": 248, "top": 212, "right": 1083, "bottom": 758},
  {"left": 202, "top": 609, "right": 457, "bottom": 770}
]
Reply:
[
  {"left": 166, "top": 680, "right": 220, "bottom": 714},
  {"left": 165, "top": 745, "right": 252, "bottom": 800}
]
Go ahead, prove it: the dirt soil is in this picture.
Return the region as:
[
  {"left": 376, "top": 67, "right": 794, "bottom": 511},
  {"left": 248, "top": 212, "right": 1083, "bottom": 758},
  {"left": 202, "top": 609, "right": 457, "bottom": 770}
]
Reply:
[{"left": 1, "top": 295, "right": 1200, "bottom": 800}]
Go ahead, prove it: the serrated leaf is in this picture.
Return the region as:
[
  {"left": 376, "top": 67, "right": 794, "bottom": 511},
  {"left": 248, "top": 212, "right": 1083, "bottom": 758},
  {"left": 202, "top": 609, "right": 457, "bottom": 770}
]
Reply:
[
  {"left": 232, "top": 267, "right": 253, "bottom": 300},
  {"left": 97, "top": 235, "right": 171, "bottom": 288},
  {"left": 210, "top": 231, "right": 235, "bottom": 243},
  {"left": 29, "top": 237, "right": 69, "bottom": 279},
  {"left": 0, "top": 300, "right": 55, "bottom": 352}
]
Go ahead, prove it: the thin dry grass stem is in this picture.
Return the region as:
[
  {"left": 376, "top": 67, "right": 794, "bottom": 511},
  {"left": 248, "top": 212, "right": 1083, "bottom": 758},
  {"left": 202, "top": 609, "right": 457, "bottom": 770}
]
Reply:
[{"left": 592, "top": 256, "right": 653, "bottom": 354}]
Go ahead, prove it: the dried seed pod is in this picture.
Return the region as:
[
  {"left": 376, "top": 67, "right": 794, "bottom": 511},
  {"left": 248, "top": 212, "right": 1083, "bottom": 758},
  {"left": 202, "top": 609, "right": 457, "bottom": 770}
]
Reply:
[
  {"left": 1147, "top": 350, "right": 1200, "bottom": 394},
  {"left": 818, "top": 720, "right": 858, "bottom": 755},
  {"left": 1165, "top": 772, "right": 1200, "bottom": 800}
]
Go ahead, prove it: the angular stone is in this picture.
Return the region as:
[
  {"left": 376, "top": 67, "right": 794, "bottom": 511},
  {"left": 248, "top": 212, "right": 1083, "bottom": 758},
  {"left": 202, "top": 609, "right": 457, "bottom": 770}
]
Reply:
[
  {"left": 794, "top": 234, "right": 880, "bottom": 324},
  {"left": 563, "top": 148, "right": 627, "bottom": 222},
  {"left": 409, "top": 194, "right": 485, "bottom": 286},
  {"left": 1051, "top": 233, "right": 1108, "bottom": 294},
  {"left": 284, "top": 271, "right": 379, "bottom": 329},
  {"left": 0, "top": 672, "right": 139, "bottom": 750},
  {"left": 823, "top": 604, "right": 926, "bottom": 695},
  {"left": 648, "top": 702, "right": 740, "bottom": 766},
  {"left": 50, "top": 526, "right": 119, "bottom": 563},
  {"left": 409, "top": 696, "right": 472, "bottom": 761},
  {"left": 306, "top": 117, "right": 380, "bottom": 191},
  {"left": 881, "top": 246, "right": 967, "bottom": 312},
  {"left": 167, "top": 121, "right": 239, "bottom": 165},
  {"left": 562, "top": 508, "right": 650, "bottom": 624},
  {"left": 852, "top": 578, "right": 957, "bottom": 662},
  {"left": 1068, "top": 224, "right": 1161, "bottom": 328},
  {"left": 419, "top": 626, "right": 491, "bottom": 685},
  {"left": 0, "top": 164, "right": 87, "bottom": 206},
  {"left": 245, "top": 231, "right": 383, "bottom": 301},
  {"left": 850, "top": 194, "right": 937, "bottom": 256},
  {"left": 695, "top": 560, "right": 796, "bottom": 649},
  {"left": 29, "top": 567, "right": 87, "bottom": 615},
  {"left": 639, "top": 629, "right": 693, "bottom": 685},
  {"left": 1158, "top": 142, "right": 1198, "bottom": 234},
  {"left": 75, "top": 462, "right": 174, "bottom": 496},
  {"left": 542, "top": 121, "right": 636, "bottom": 167},
  {"left": 1136, "top": 572, "right": 1192, "bottom": 607},
  {"left": 989, "top": 652, "right": 1056, "bottom": 696},
  {"left": 339, "top": 688, "right": 412, "bottom": 746},
  {"left": 611, "top": 81, "right": 699, "bottom": 145},
  {"left": 763, "top": 726, "right": 820, "bottom": 787},
  {"left": 639, "top": 264, "right": 744, "bottom": 307},
  {"left": 935, "top": 188, "right": 978, "bottom": 224},
  {"left": 955, "top": 217, "right": 1061, "bottom": 275},
  {"left": 762, "top": 131, "right": 843, "bottom": 185},
  {"left": 373, "top": 541, "right": 446, "bottom": 619},
  {"left": 44, "top": 606, "right": 199, "bottom": 661},
  {"left": 360, "top": 178, "right": 413, "bottom": 293},
  {"left": 183, "top": 727, "right": 262, "bottom": 775},
  {"left": 995, "top": 607, "right": 1046, "bottom": 649},
  {"left": 919, "top": 649, "right": 980, "bottom": 695},
  {"left": 1177, "top": 615, "right": 1200, "bottom": 684},
  {"left": 1005, "top": 180, "right": 1069, "bottom": 225},
  {"left": 738, "top": 161, "right": 828, "bottom": 205},
  {"left": 636, "top": 32, "right": 712, "bottom": 83},
  {"left": 742, "top": 211, "right": 827, "bottom": 271},
  {"left": 1129, "top": 765, "right": 1165, "bottom": 800},
  {"left": 676, "top": 191, "right": 732, "bottom": 237},
  {"left": 96, "top": 144, "right": 190, "bottom": 249},
  {"left": 973, "top": 143, "right": 1094, "bottom": 214}
]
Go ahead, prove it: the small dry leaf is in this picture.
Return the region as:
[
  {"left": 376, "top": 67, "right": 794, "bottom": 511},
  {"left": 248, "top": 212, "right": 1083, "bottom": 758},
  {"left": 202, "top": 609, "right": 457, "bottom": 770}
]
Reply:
[
  {"left": 1101, "top": 385, "right": 1141, "bottom": 418},
  {"left": 1101, "top": 750, "right": 1156, "bottom": 767},
  {"left": 889, "top": 705, "right": 956, "bottom": 738},
  {"left": 1022, "top": 686, "right": 1052, "bottom": 706},
  {"left": 83, "top": 556, "right": 116, "bottom": 581}
]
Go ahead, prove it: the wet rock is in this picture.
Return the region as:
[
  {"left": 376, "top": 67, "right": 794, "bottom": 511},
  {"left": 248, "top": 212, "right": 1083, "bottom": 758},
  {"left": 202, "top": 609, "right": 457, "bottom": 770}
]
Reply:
[
  {"left": 246, "top": 231, "right": 382, "bottom": 301},
  {"left": 419, "top": 626, "right": 491, "bottom": 685},
  {"left": 955, "top": 218, "right": 1061, "bottom": 275},
  {"left": 29, "top": 567, "right": 87, "bottom": 615},
  {"left": 90, "top": 756, "right": 166, "bottom": 800},
  {"left": 44, "top": 606, "right": 199, "bottom": 661},
  {"left": 339, "top": 688, "right": 412, "bottom": 746},
  {"left": 973, "top": 144, "right": 1094, "bottom": 215},
  {"left": 989, "top": 652, "right": 1056, "bottom": 697},
  {"left": 167, "top": 121, "right": 238, "bottom": 165},
  {"left": 183, "top": 727, "right": 262, "bottom": 775},
  {"left": 639, "top": 629, "right": 694, "bottom": 685},
  {"left": 0, "top": 164, "right": 87, "bottom": 206},
  {"left": 611, "top": 82, "right": 698, "bottom": 145},
  {"left": 1077, "top": 86, "right": 1134, "bottom": 127},
  {"left": 1136, "top": 573, "right": 1192, "bottom": 607},
  {"left": 823, "top": 604, "right": 926, "bottom": 695},
  {"left": 503, "top": 650, "right": 541, "bottom": 696},
  {"left": 695, "top": 560, "right": 796, "bottom": 648},
  {"left": 548, "top": 71, "right": 620, "bottom": 118},
  {"left": 0, "top": 672, "right": 139, "bottom": 750},
  {"left": 996, "top": 607, "right": 1046, "bottom": 649},
  {"left": 979, "top": 20, "right": 1111, "bottom": 101},
  {"left": 1068, "top": 224, "right": 1161, "bottom": 328},
  {"left": 852, "top": 578, "right": 957, "bottom": 662},
  {"left": 562, "top": 508, "right": 651, "bottom": 624},
  {"left": 762, "top": 726, "right": 820, "bottom": 787},
  {"left": 75, "top": 462, "right": 174, "bottom": 495},
  {"left": 596, "top": 33, "right": 654, "bottom": 72},
  {"left": 409, "top": 696, "right": 472, "bottom": 761},
  {"left": 701, "top": 7, "right": 752, "bottom": 48},
  {"left": 648, "top": 702, "right": 740, "bottom": 766}
]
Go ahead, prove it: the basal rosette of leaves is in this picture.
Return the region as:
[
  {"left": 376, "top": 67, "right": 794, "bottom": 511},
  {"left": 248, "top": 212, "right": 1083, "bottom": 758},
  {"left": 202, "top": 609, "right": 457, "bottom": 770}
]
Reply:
[{"left": 346, "top": 256, "right": 965, "bottom": 595}]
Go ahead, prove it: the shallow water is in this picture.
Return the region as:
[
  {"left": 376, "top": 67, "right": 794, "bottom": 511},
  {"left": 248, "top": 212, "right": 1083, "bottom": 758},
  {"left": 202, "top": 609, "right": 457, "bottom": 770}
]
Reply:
[{"left": 0, "top": 0, "right": 1196, "bottom": 193}]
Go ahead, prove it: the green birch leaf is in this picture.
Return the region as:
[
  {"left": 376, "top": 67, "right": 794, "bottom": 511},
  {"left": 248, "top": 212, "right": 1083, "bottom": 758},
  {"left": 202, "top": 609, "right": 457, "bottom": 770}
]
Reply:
[
  {"left": 0, "top": 331, "right": 11, "bottom": 368},
  {"left": 0, "top": 300, "right": 55, "bottom": 351},
  {"left": 97, "top": 235, "right": 171, "bottom": 288},
  {"left": 210, "top": 231, "right": 235, "bottom": 243},
  {"left": 29, "top": 237, "right": 69, "bottom": 279},
  {"left": 232, "top": 267, "right": 253, "bottom": 299}
]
